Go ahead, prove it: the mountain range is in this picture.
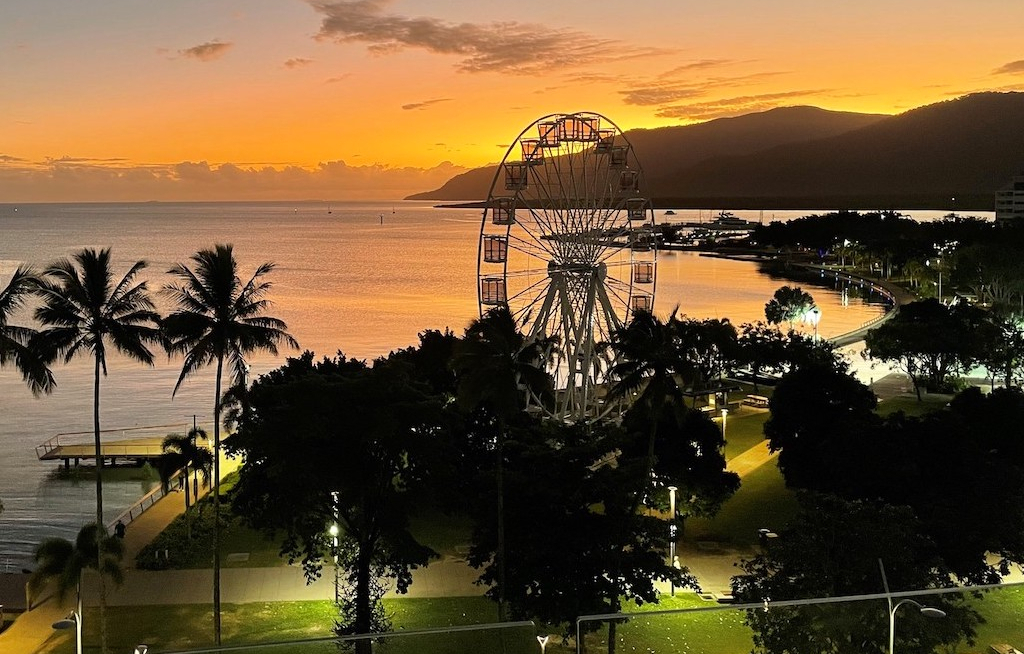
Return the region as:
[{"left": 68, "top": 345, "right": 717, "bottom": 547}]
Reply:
[{"left": 407, "top": 92, "right": 1024, "bottom": 210}]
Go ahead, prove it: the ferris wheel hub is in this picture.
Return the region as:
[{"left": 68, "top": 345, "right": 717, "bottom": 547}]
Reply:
[{"left": 476, "top": 112, "right": 657, "bottom": 422}]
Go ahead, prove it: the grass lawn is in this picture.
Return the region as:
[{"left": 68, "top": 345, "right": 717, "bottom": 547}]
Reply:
[
  {"left": 686, "top": 460, "right": 797, "bottom": 547},
  {"left": 35, "top": 585, "right": 1024, "bottom": 654},
  {"left": 722, "top": 408, "right": 769, "bottom": 460},
  {"left": 876, "top": 393, "right": 952, "bottom": 417}
]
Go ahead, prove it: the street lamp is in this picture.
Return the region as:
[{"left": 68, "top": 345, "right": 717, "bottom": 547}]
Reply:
[
  {"left": 329, "top": 522, "right": 340, "bottom": 605},
  {"left": 808, "top": 307, "right": 821, "bottom": 343},
  {"left": 52, "top": 611, "right": 82, "bottom": 654},
  {"left": 888, "top": 599, "right": 946, "bottom": 654},
  {"left": 667, "top": 485, "right": 678, "bottom": 596},
  {"left": 720, "top": 408, "right": 728, "bottom": 438}
]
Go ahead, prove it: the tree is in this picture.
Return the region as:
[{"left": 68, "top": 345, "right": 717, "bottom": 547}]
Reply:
[
  {"left": 450, "top": 306, "right": 554, "bottom": 622},
  {"left": 34, "top": 248, "right": 160, "bottom": 529},
  {"left": 161, "top": 427, "right": 214, "bottom": 540},
  {"left": 162, "top": 243, "right": 298, "bottom": 645},
  {"left": 0, "top": 266, "right": 54, "bottom": 395},
  {"left": 764, "top": 286, "right": 816, "bottom": 330},
  {"left": 467, "top": 419, "right": 697, "bottom": 651},
  {"left": 30, "top": 523, "right": 125, "bottom": 654},
  {"left": 864, "top": 299, "right": 992, "bottom": 399},
  {"left": 670, "top": 315, "right": 738, "bottom": 394},
  {"left": 767, "top": 378, "right": 1024, "bottom": 583},
  {"left": 977, "top": 309, "right": 1024, "bottom": 389},
  {"left": 605, "top": 309, "right": 689, "bottom": 504},
  {"left": 229, "top": 353, "right": 438, "bottom": 654},
  {"left": 764, "top": 362, "right": 878, "bottom": 490},
  {"left": 733, "top": 492, "right": 980, "bottom": 654},
  {"left": 735, "top": 322, "right": 790, "bottom": 391}
]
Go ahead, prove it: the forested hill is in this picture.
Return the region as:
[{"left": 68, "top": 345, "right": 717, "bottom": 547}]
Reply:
[{"left": 407, "top": 93, "right": 1024, "bottom": 210}]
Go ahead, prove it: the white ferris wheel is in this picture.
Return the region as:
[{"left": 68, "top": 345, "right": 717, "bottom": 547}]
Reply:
[{"left": 476, "top": 112, "right": 657, "bottom": 422}]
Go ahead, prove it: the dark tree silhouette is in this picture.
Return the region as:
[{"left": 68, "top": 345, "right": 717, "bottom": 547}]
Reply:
[
  {"left": 162, "top": 243, "right": 297, "bottom": 645},
  {"left": 0, "top": 266, "right": 54, "bottom": 395},
  {"left": 34, "top": 248, "right": 160, "bottom": 529}
]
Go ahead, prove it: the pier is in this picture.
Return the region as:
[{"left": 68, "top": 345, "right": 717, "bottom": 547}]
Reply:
[{"left": 35, "top": 423, "right": 188, "bottom": 468}]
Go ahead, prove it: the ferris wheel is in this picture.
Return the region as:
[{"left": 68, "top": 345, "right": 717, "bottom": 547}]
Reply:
[{"left": 477, "top": 112, "right": 657, "bottom": 421}]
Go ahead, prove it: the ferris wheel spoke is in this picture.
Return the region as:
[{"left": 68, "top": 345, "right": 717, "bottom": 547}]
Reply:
[{"left": 478, "top": 111, "right": 655, "bottom": 421}]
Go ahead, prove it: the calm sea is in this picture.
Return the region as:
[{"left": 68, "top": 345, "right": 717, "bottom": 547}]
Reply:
[{"left": 0, "top": 202, "right": 978, "bottom": 569}]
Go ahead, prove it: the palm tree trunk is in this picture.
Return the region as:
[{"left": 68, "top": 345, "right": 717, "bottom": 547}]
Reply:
[
  {"left": 213, "top": 356, "right": 223, "bottom": 646},
  {"left": 184, "top": 462, "right": 192, "bottom": 541},
  {"left": 92, "top": 356, "right": 111, "bottom": 654},
  {"left": 93, "top": 356, "right": 104, "bottom": 528},
  {"left": 355, "top": 544, "right": 372, "bottom": 654}
]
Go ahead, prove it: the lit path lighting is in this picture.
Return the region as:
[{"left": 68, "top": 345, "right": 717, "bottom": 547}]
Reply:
[
  {"left": 52, "top": 610, "right": 82, "bottom": 654},
  {"left": 880, "top": 558, "right": 946, "bottom": 654},
  {"left": 668, "top": 485, "right": 678, "bottom": 596},
  {"left": 720, "top": 408, "right": 728, "bottom": 439},
  {"left": 537, "top": 634, "right": 550, "bottom": 653},
  {"left": 889, "top": 599, "right": 946, "bottom": 654},
  {"left": 808, "top": 306, "right": 821, "bottom": 343},
  {"left": 330, "top": 490, "right": 340, "bottom": 605}
]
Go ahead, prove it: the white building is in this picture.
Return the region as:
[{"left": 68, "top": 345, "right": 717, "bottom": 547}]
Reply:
[{"left": 995, "top": 174, "right": 1024, "bottom": 224}]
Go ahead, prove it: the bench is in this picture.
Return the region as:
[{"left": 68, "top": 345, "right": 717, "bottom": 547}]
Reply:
[{"left": 742, "top": 394, "right": 770, "bottom": 408}]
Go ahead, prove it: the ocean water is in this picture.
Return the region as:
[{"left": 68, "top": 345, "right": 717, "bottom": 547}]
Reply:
[{"left": 0, "top": 201, "right": 963, "bottom": 569}]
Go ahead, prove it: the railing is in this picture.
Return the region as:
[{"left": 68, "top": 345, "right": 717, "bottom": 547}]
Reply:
[
  {"left": 106, "top": 467, "right": 186, "bottom": 532},
  {"left": 35, "top": 423, "right": 189, "bottom": 460}
]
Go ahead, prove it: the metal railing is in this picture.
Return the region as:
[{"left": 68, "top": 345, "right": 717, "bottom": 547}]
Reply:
[{"left": 106, "top": 467, "right": 186, "bottom": 532}]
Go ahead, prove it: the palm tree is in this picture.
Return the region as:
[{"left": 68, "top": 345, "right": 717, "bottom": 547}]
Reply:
[
  {"left": 34, "top": 248, "right": 160, "bottom": 529},
  {"left": 161, "top": 244, "right": 297, "bottom": 645},
  {"left": 450, "top": 306, "right": 554, "bottom": 623},
  {"left": 604, "top": 308, "right": 688, "bottom": 499},
  {"left": 30, "top": 523, "right": 124, "bottom": 654},
  {"left": 1, "top": 266, "right": 54, "bottom": 395},
  {"left": 161, "top": 427, "right": 214, "bottom": 540}
]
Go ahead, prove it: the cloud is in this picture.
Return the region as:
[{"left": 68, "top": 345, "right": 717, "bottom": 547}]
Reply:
[
  {"left": 401, "top": 98, "right": 451, "bottom": 110},
  {"left": 656, "top": 90, "right": 832, "bottom": 121},
  {"left": 993, "top": 60, "right": 1024, "bottom": 75},
  {"left": 308, "top": 0, "right": 664, "bottom": 74},
  {"left": 620, "top": 71, "right": 787, "bottom": 106},
  {"left": 284, "top": 57, "right": 314, "bottom": 69},
  {"left": 325, "top": 74, "right": 352, "bottom": 83},
  {"left": 0, "top": 157, "right": 468, "bottom": 202},
  {"left": 179, "top": 41, "right": 233, "bottom": 62},
  {"left": 658, "top": 59, "right": 736, "bottom": 77}
]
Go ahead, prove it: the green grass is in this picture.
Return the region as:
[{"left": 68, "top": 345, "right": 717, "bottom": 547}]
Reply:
[
  {"left": 37, "top": 585, "right": 1024, "bottom": 654},
  {"left": 876, "top": 394, "right": 952, "bottom": 417},
  {"left": 722, "top": 409, "right": 769, "bottom": 460},
  {"left": 136, "top": 472, "right": 285, "bottom": 570},
  {"left": 687, "top": 460, "right": 798, "bottom": 547},
  {"left": 49, "top": 597, "right": 529, "bottom": 654}
]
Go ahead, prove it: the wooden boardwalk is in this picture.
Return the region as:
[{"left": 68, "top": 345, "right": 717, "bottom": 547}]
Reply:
[{"left": 35, "top": 423, "right": 189, "bottom": 465}]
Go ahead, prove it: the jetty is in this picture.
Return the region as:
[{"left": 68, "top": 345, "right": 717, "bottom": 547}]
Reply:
[{"left": 35, "top": 423, "right": 188, "bottom": 468}]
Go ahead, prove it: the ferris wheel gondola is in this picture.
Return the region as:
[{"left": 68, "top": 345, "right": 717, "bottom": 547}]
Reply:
[{"left": 477, "top": 112, "right": 657, "bottom": 421}]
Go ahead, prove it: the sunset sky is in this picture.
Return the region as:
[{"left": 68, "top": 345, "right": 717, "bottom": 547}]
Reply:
[{"left": 3, "top": 0, "right": 1024, "bottom": 201}]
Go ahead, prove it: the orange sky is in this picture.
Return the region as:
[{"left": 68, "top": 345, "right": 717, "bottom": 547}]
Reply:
[{"left": 3, "top": 0, "right": 1024, "bottom": 201}]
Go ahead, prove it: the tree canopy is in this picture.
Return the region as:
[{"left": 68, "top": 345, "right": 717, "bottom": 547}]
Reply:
[{"left": 229, "top": 352, "right": 440, "bottom": 652}]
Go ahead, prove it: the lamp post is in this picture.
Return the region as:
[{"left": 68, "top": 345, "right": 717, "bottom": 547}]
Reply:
[
  {"left": 720, "top": 408, "right": 728, "bottom": 439},
  {"left": 537, "top": 635, "right": 550, "bottom": 653},
  {"left": 329, "top": 490, "right": 340, "bottom": 605},
  {"left": 52, "top": 610, "right": 82, "bottom": 654},
  {"left": 888, "top": 598, "right": 946, "bottom": 654},
  {"left": 808, "top": 307, "right": 821, "bottom": 343},
  {"left": 667, "top": 485, "right": 678, "bottom": 596}
]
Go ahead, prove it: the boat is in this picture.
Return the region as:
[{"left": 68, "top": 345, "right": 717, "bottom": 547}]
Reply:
[
  {"left": 664, "top": 209, "right": 677, "bottom": 216},
  {"left": 704, "top": 211, "right": 757, "bottom": 232},
  {"left": 677, "top": 211, "right": 758, "bottom": 232}
]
